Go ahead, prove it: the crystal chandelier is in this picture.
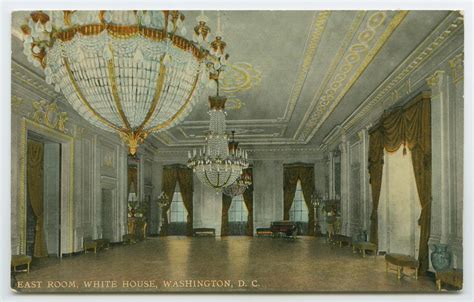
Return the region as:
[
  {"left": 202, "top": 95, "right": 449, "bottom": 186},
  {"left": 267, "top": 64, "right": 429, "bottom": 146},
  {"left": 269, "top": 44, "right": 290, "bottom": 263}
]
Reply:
[
  {"left": 187, "top": 12, "right": 248, "bottom": 191},
  {"left": 187, "top": 96, "right": 249, "bottom": 190},
  {"left": 223, "top": 164, "right": 252, "bottom": 197},
  {"left": 21, "top": 10, "right": 219, "bottom": 154}
]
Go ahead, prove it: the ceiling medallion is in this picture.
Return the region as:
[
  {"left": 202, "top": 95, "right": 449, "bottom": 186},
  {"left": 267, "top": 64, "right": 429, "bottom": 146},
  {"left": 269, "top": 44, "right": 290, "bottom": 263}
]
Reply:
[{"left": 20, "top": 10, "right": 226, "bottom": 155}]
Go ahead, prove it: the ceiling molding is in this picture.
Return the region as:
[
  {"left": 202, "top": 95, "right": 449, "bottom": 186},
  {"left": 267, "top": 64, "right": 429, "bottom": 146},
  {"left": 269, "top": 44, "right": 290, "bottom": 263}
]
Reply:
[
  {"left": 293, "top": 11, "right": 366, "bottom": 140},
  {"left": 162, "top": 11, "right": 412, "bottom": 147},
  {"left": 300, "top": 11, "right": 409, "bottom": 143},
  {"left": 280, "top": 11, "right": 331, "bottom": 123}
]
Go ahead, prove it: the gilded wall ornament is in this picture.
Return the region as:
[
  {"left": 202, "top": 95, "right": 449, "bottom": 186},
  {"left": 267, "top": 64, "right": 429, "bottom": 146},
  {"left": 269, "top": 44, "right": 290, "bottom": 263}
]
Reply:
[{"left": 31, "top": 100, "right": 69, "bottom": 133}]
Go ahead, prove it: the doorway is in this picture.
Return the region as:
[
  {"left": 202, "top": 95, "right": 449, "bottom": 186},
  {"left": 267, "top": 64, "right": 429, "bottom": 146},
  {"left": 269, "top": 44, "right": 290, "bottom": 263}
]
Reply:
[{"left": 26, "top": 134, "right": 62, "bottom": 258}]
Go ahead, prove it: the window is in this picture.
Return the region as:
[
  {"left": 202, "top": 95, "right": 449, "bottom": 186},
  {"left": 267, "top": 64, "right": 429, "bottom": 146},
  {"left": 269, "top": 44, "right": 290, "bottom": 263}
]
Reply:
[
  {"left": 170, "top": 183, "right": 187, "bottom": 222},
  {"left": 289, "top": 180, "right": 309, "bottom": 222},
  {"left": 229, "top": 194, "right": 248, "bottom": 222},
  {"left": 378, "top": 147, "right": 421, "bottom": 257}
]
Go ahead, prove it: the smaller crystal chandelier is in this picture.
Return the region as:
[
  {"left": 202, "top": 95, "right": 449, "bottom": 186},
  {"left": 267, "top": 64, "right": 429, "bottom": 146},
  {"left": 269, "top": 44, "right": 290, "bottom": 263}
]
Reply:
[
  {"left": 187, "top": 12, "right": 248, "bottom": 191},
  {"left": 223, "top": 132, "right": 252, "bottom": 197},
  {"left": 223, "top": 169, "right": 252, "bottom": 197}
]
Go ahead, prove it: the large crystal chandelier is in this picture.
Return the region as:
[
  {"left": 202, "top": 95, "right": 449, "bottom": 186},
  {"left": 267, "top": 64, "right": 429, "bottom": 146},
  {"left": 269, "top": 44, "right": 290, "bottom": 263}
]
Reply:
[{"left": 21, "top": 10, "right": 219, "bottom": 154}]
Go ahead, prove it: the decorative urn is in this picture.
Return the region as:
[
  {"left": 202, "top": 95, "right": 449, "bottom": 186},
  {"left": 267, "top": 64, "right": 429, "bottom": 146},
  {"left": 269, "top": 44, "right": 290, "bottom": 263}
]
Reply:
[{"left": 430, "top": 243, "right": 452, "bottom": 271}]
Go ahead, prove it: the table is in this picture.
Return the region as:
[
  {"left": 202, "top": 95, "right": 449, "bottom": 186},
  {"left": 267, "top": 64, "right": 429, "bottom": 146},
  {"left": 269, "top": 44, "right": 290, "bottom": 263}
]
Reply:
[
  {"left": 385, "top": 253, "right": 419, "bottom": 280},
  {"left": 352, "top": 241, "right": 377, "bottom": 257},
  {"left": 435, "top": 269, "right": 463, "bottom": 291}
]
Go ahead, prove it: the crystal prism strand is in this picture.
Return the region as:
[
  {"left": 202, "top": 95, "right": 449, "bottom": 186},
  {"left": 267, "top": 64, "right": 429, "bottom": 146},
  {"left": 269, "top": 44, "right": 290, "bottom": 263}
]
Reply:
[
  {"left": 101, "top": 58, "right": 123, "bottom": 125},
  {"left": 143, "top": 61, "right": 161, "bottom": 129},
  {"left": 151, "top": 62, "right": 182, "bottom": 126},
  {"left": 90, "top": 57, "right": 111, "bottom": 115},
  {"left": 131, "top": 57, "right": 144, "bottom": 128},
  {"left": 117, "top": 56, "right": 133, "bottom": 126}
]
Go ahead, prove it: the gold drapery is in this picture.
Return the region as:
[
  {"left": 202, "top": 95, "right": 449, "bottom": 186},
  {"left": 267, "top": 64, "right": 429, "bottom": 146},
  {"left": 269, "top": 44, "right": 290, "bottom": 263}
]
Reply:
[
  {"left": 27, "top": 140, "right": 48, "bottom": 258},
  {"left": 160, "top": 164, "right": 194, "bottom": 236},
  {"left": 242, "top": 168, "right": 254, "bottom": 236},
  {"left": 368, "top": 93, "right": 431, "bottom": 274},
  {"left": 283, "top": 164, "right": 315, "bottom": 236},
  {"left": 160, "top": 166, "right": 178, "bottom": 236},
  {"left": 220, "top": 194, "right": 233, "bottom": 236},
  {"left": 176, "top": 167, "right": 194, "bottom": 236}
]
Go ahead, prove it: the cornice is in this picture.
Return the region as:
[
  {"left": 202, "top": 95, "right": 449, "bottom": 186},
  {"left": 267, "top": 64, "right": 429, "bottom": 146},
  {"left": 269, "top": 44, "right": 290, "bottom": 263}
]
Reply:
[{"left": 11, "top": 60, "right": 59, "bottom": 100}]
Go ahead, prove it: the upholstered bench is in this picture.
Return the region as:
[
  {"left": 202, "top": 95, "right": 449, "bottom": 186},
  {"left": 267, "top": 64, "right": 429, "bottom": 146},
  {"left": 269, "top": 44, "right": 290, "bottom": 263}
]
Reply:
[
  {"left": 435, "top": 269, "right": 463, "bottom": 290},
  {"left": 385, "top": 253, "right": 419, "bottom": 280},
  {"left": 122, "top": 234, "right": 136, "bottom": 244},
  {"left": 11, "top": 255, "right": 32, "bottom": 273},
  {"left": 256, "top": 228, "right": 273, "bottom": 237},
  {"left": 95, "top": 238, "right": 110, "bottom": 250},
  {"left": 352, "top": 241, "right": 377, "bottom": 257},
  {"left": 83, "top": 237, "right": 98, "bottom": 253},
  {"left": 332, "top": 234, "right": 352, "bottom": 247},
  {"left": 193, "top": 228, "right": 216, "bottom": 237}
]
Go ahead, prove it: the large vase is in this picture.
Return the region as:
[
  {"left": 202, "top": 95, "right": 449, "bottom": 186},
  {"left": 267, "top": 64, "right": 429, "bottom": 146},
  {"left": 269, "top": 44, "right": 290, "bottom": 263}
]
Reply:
[{"left": 430, "top": 243, "right": 451, "bottom": 271}]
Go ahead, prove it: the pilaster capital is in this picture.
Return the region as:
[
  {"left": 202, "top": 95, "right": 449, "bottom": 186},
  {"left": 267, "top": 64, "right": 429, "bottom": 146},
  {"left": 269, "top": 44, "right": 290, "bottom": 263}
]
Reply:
[
  {"left": 426, "top": 70, "right": 445, "bottom": 89},
  {"left": 338, "top": 142, "right": 347, "bottom": 154},
  {"left": 449, "top": 53, "right": 464, "bottom": 84}
]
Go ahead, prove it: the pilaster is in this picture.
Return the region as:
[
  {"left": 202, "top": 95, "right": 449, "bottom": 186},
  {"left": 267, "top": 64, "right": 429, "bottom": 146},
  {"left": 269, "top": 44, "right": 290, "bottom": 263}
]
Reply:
[
  {"left": 427, "top": 70, "right": 450, "bottom": 246},
  {"left": 339, "top": 134, "right": 350, "bottom": 236},
  {"left": 358, "top": 124, "right": 372, "bottom": 232}
]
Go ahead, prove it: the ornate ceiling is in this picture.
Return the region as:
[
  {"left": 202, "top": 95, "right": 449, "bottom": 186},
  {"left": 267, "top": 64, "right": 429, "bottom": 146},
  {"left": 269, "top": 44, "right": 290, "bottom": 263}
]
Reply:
[{"left": 11, "top": 10, "right": 451, "bottom": 151}]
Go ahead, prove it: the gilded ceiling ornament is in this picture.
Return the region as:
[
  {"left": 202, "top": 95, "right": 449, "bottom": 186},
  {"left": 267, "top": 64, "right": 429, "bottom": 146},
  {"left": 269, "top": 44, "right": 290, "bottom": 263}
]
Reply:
[
  {"left": 367, "top": 12, "right": 386, "bottom": 28},
  {"left": 220, "top": 62, "right": 262, "bottom": 94}
]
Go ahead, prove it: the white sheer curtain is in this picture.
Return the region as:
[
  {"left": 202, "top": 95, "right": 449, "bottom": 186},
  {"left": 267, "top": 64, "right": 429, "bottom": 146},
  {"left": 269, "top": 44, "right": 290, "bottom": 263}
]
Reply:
[{"left": 378, "top": 147, "right": 421, "bottom": 257}]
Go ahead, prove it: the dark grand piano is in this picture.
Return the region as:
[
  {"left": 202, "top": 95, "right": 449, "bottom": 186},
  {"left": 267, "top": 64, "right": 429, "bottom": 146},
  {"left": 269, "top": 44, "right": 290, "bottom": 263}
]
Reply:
[{"left": 270, "top": 220, "right": 297, "bottom": 238}]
